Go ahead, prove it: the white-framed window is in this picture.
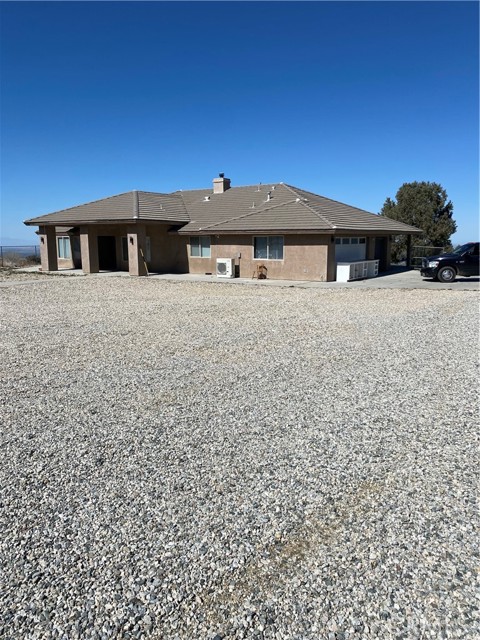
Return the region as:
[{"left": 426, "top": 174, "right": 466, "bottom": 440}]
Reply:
[
  {"left": 253, "top": 235, "right": 284, "bottom": 260},
  {"left": 190, "top": 236, "right": 211, "bottom": 257},
  {"left": 121, "top": 236, "right": 151, "bottom": 262},
  {"left": 57, "top": 236, "right": 71, "bottom": 259},
  {"left": 335, "top": 237, "right": 366, "bottom": 245}
]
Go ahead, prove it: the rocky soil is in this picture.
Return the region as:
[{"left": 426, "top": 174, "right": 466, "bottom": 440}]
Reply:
[{"left": 1, "top": 276, "right": 478, "bottom": 639}]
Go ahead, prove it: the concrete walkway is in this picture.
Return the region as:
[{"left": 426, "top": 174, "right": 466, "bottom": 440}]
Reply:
[{"left": 13, "top": 266, "right": 480, "bottom": 291}]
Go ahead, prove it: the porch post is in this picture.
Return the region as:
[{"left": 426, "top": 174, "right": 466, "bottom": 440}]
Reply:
[
  {"left": 366, "top": 237, "right": 376, "bottom": 260},
  {"left": 326, "top": 236, "right": 337, "bottom": 281},
  {"left": 385, "top": 236, "right": 392, "bottom": 270},
  {"left": 39, "top": 226, "right": 58, "bottom": 271},
  {"left": 406, "top": 234, "right": 412, "bottom": 269},
  {"left": 127, "top": 224, "right": 147, "bottom": 276},
  {"left": 80, "top": 226, "right": 99, "bottom": 274}
]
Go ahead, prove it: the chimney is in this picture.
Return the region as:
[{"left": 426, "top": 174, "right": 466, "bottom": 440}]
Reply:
[{"left": 213, "top": 172, "right": 231, "bottom": 194}]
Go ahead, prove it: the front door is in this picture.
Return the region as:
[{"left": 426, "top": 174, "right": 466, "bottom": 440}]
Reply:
[{"left": 97, "top": 236, "right": 117, "bottom": 270}]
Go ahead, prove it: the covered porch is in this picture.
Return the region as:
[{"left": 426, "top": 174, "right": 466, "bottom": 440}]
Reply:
[{"left": 38, "top": 222, "right": 188, "bottom": 276}]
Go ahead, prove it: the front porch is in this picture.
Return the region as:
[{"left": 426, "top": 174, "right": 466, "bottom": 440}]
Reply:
[{"left": 38, "top": 223, "right": 189, "bottom": 276}]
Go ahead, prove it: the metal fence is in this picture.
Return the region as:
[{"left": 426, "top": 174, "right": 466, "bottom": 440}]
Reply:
[
  {"left": 0, "top": 245, "right": 40, "bottom": 267},
  {"left": 411, "top": 246, "right": 444, "bottom": 270}
]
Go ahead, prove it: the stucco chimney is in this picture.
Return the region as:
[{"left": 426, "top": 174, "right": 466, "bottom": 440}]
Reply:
[{"left": 213, "top": 173, "right": 231, "bottom": 194}]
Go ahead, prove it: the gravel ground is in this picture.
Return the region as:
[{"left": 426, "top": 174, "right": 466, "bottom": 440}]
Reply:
[
  {"left": 1, "top": 276, "right": 479, "bottom": 640},
  {"left": 0, "top": 268, "right": 66, "bottom": 282}
]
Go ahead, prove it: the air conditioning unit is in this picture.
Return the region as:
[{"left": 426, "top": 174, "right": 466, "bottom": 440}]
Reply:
[{"left": 216, "top": 258, "right": 235, "bottom": 278}]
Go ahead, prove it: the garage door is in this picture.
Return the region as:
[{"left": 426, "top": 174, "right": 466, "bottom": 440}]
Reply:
[{"left": 335, "top": 237, "right": 366, "bottom": 262}]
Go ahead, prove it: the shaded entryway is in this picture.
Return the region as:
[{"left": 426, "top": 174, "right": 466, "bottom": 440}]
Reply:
[
  {"left": 374, "top": 237, "right": 388, "bottom": 272},
  {"left": 98, "top": 236, "right": 117, "bottom": 270}
]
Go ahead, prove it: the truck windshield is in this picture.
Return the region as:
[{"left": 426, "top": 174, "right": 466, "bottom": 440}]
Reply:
[{"left": 452, "top": 243, "right": 474, "bottom": 255}]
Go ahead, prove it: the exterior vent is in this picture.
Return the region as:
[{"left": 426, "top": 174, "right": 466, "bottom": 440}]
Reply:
[{"left": 216, "top": 258, "right": 235, "bottom": 278}]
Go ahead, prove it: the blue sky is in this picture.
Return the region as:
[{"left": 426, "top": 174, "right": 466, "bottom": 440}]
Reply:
[{"left": 1, "top": 1, "right": 478, "bottom": 245}]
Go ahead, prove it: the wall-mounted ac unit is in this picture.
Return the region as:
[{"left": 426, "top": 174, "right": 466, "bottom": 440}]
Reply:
[{"left": 216, "top": 258, "right": 235, "bottom": 278}]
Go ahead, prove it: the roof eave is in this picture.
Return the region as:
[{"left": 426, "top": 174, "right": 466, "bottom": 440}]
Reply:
[
  {"left": 179, "top": 228, "right": 333, "bottom": 235},
  {"left": 177, "top": 227, "right": 424, "bottom": 236},
  {"left": 24, "top": 218, "right": 189, "bottom": 227}
]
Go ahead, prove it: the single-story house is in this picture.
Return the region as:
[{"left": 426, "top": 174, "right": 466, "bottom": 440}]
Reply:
[{"left": 24, "top": 175, "right": 422, "bottom": 281}]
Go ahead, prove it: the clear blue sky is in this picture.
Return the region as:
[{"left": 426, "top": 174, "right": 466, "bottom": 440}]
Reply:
[{"left": 1, "top": 1, "right": 478, "bottom": 245}]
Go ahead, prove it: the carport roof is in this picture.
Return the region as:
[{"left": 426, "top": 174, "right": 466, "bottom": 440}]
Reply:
[{"left": 24, "top": 182, "right": 422, "bottom": 235}]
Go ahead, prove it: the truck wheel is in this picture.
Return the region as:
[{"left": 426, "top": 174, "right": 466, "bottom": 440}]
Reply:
[{"left": 437, "top": 266, "right": 456, "bottom": 283}]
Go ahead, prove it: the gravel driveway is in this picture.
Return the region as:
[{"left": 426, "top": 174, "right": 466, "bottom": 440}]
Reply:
[{"left": 1, "top": 275, "right": 478, "bottom": 640}]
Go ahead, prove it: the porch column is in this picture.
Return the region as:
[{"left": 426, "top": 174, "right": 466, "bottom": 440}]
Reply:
[
  {"left": 39, "top": 226, "right": 58, "bottom": 271},
  {"left": 406, "top": 234, "right": 412, "bottom": 269},
  {"left": 326, "top": 236, "right": 337, "bottom": 281},
  {"left": 385, "top": 236, "right": 392, "bottom": 270},
  {"left": 366, "top": 237, "right": 376, "bottom": 260},
  {"left": 80, "top": 226, "right": 99, "bottom": 274},
  {"left": 127, "top": 224, "right": 147, "bottom": 276}
]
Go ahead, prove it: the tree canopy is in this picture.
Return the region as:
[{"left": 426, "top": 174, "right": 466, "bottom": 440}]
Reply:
[{"left": 380, "top": 181, "right": 456, "bottom": 262}]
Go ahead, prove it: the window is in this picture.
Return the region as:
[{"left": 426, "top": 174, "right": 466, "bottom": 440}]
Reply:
[
  {"left": 335, "top": 237, "right": 366, "bottom": 245},
  {"left": 190, "top": 236, "right": 211, "bottom": 257},
  {"left": 57, "top": 236, "right": 71, "bottom": 259},
  {"left": 253, "top": 236, "right": 284, "bottom": 260},
  {"left": 465, "top": 243, "right": 479, "bottom": 256}
]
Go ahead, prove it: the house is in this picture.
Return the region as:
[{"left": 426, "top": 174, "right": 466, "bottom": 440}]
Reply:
[{"left": 24, "top": 175, "right": 422, "bottom": 281}]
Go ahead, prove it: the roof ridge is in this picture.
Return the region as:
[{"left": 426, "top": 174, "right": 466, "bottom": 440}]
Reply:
[
  {"left": 138, "top": 190, "right": 177, "bottom": 197},
  {"left": 200, "top": 198, "right": 300, "bottom": 231},
  {"left": 283, "top": 184, "right": 335, "bottom": 229},
  {"left": 171, "top": 182, "right": 284, "bottom": 196},
  {"left": 300, "top": 200, "right": 336, "bottom": 229},
  {"left": 289, "top": 184, "right": 377, "bottom": 217}
]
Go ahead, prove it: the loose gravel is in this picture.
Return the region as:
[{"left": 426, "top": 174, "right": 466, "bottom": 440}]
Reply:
[{"left": 0, "top": 276, "right": 479, "bottom": 640}]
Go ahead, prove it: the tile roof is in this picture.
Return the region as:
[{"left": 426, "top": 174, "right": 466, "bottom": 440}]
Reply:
[
  {"left": 24, "top": 191, "right": 189, "bottom": 225},
  {"left": 24, "top": 182, "right": 422, "bottom": 235},
  {"left": 175, "top": 183, "right": 421, "bottom": 234}
]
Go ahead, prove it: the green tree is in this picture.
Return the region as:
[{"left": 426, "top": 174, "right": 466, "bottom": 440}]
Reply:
[{"left": 380, "top": 181, "right": 456, "bottom": 263}]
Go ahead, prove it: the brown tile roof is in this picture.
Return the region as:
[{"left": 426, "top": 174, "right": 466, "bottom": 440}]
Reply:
[
  {"left": 176, "top": 183, "right": 422, "bottom": 235},
  {"left": 24, "top": 191, "right": 189, "bottom": 225},
  {"left": 24, "top": 182, "right": 422, "bottom": 235}
]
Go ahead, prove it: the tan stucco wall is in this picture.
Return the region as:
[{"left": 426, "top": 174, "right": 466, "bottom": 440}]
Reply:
[
  {"left": 39, "top": 226, "right": 58, "bottom": 271},
  {"left": 147, "top": 226, "right": 189, "bottom": 273},
  {"left": 186, "top": 234, "right": 335, "bottom": 281},
  {"left": 46, "top": 224, "right": 391, "bottom": 281},
  {"left": 73, "top": 224, "right": 188, "bottom": 274}
]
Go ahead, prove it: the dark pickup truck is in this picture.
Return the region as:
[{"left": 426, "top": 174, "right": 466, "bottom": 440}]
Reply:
[{"left": 420, "top": 242, "right": 480, "bottom": 282}]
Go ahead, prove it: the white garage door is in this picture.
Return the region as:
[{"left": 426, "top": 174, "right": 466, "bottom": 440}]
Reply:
[{"left": 335, "top": 237, "right": 366, "bottom": 262}]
